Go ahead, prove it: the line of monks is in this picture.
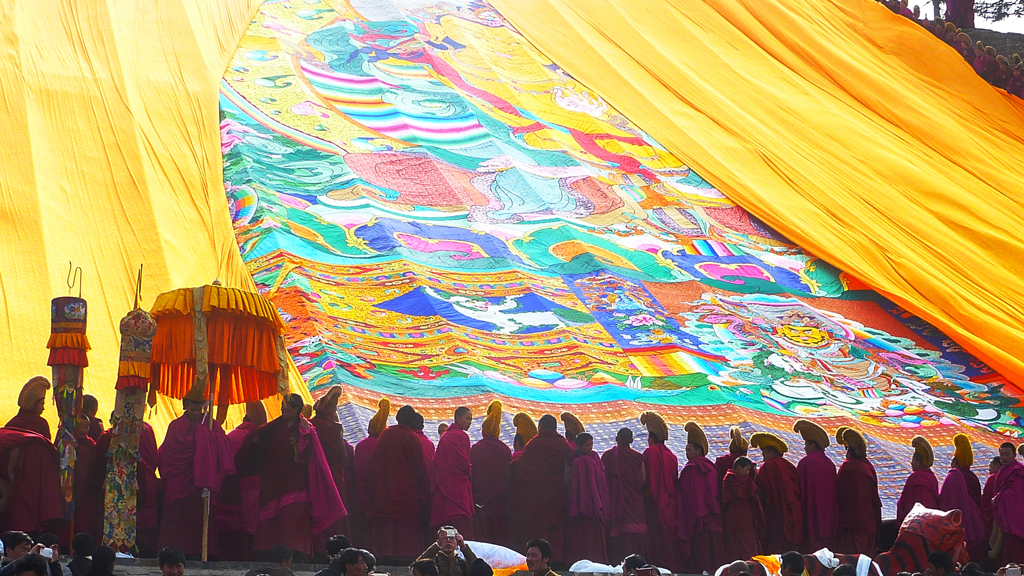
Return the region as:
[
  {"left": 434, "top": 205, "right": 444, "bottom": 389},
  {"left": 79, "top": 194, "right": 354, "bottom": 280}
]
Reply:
[{"left": 2, "top": 377, "right": 1024, "bottom": 574}]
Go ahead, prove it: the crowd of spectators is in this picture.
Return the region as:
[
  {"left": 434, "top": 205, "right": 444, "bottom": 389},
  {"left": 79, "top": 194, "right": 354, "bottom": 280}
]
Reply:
[{"left": 879, "top": 0, "right": 1023, "bottom": 97}]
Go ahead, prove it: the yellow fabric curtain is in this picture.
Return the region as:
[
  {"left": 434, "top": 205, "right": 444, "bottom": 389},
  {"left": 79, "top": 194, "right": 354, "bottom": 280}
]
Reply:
[
  {"left": 490, "top": 0, "right": 1024, "bottom": 387},
  {"left": 0, "top": 0, "right": 308, "bottom": 442}
]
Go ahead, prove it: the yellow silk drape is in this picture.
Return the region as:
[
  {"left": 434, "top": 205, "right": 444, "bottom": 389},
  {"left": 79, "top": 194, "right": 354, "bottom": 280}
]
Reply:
[
  {"left": 0, "top": 0, "right": 309, "bottom": 442},
  {"left": 490, "top": 0, "right": 1024, "bottom": 387}
]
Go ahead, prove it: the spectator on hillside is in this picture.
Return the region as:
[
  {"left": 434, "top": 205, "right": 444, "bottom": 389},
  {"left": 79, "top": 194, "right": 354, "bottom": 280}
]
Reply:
[
  {"left": 313, "top": 536, "right": 353, "bottom": 576},
  {"left": 780, "top": 552, "right": 805, "bottom": 576},
  {"left": 83, "top": 547, "right": 115, "bottom": 576},
  {"left": 243, "top": 545, "right": 295, "bottom": 576},
  {"left": 10, "top": 555, "right": 48, "bottom": 576},
  {"left": 924, "top": 551, "right": 954, "bottom": 576},
  {"left": 622, "top": 555, "right": 647, "bottom": 576},
  {"left": 68, "top": 533, "right": 96, "bottom": 576},
  {"left": 0, "top": 535, "right": 60, "bottom": 576},
  {"left": 411, "top": 560, "right": 438, "bottom": 576},
  {"left": 158, "top": 548, "right": 185, "bottom": 576},
  {"left": 524, "top": 540, "right": 556, "bottom": 576},
  {"left": 416, "top": 528, "right": 477, "bottom": 576}
]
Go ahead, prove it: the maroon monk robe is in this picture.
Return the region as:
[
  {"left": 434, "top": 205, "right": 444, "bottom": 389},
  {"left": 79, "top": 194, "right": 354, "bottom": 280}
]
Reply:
[
  {"left": 722, "top": 469, "right": 764, "bottom": 561},
  {"left": 366, "top": 423, "right": 431, "bottom": 559},
  {"left": 512, "top": 429, "right": 573, "bottom": 563},
  {"left": 5, "top": 410, "right": 51, "bottom": 441},
  {"left": 310, "top": 416, "right": 351, "bottom": 555},
  {"left": 797, "top": 450, "right": 838, "bottom": 553},
  {"left": 756, "top": 456, "right": 802, "bottom": 553},
  {"left": 567, "top": 450, "right": 610, "bottom": 564},
  {"left": 88, "top": 416, "right": 104, "bottom": 442},
  {"left": 236, "top": 416, "right": 347, "bottom": 556},
  {"left": 602, "top": 445, "right": 650, "bottom": 563},
  {"left": 0, "top": 428, "right": 63, "bottom": 534},
  {"left": 352, "top": 434, "right": 379, "bottom": 547},
  {"left": 982, "top": 471, "right": 997, "bottom": 563},
  {"left": 992, "top": 459, "right": 1024, "bottom": 565},
  {"left": 834, "top": 456, "right": 882, "bottom": 555},
  {"left": 158, "top": 414, "right": 235, "bottom": 556},
  {"left": 216, "top": 421, "right": 260, "bottom": 561},
  {"left": 896, "top": 468, "right": 939, "bottom": 525},
  {"left": 430, "top": 424, "right": 474, "bottom": 538},
  {"left": 939, "top": 467, "right": 984, "bottom": 561},
  {"left": 677, "top": 455, "right": 725, "bottom": 574},
  {"left": 643, "top": 443, "right": 682, "bottom": 572},
  {"left": 471, "top": 436, "right": 512, "bottom": 548},
  {"left": 73, "top": 434, "right": 103, "bottom": 540}
]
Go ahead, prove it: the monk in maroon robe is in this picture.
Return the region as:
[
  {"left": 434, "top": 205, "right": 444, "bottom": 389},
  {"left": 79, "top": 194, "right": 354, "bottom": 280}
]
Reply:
[
  {"left": 310, "top": 387, "right": 351, "bottom": 557},
  {"left": 992, "top": 442, "right": 1024, "bottom": 564},
  {"left": 722, "top": 457, "right": 763, "bottom": 561},
  {"left": 981, "top": 457, "right": 1000, "bottom": 565},
  {"left": 512, "top": 414, "right": 572, "bottom": 563},
  {"left": 366, "top": 405, "right": 431, "bottom": 559},
  {"left": 677, "top": 422, "right": 724, "bottom": 574},
  {"left": 72, "top": 417, "right": 102, "bottom": 540},
  {"left": 896, "top": 436, "right": 938, "bottom": 525},
  {"left": 566, "top": 433, "right": 609, "bottom": 564},
  {"left": 939, "top": 453, "right": 983, "bottom": 561},
  {"left": 0, "top": 426, "right": 63, "bottom": 534},
  {"left": 158, "top": 397, "right": 235, "bottom": 557},
  {"left": 717, "top": 427, "right": 755, "bottom": 489},
  {"left": 6, "top": 377, "right": 52, "bottom": 440},
  {"left": 751, "top": 432, "right": 802, "bottom": 554},
  {"left": 353, "top": 398, "right": 390, "bottom": 547},
  {"left": 236, "top": 394, "right": 346, "bottom": 557},
  {"left": 94, "top": 421, "right": 159, "bottom": 554},
  {"left": 216, "top": 402, "right": 266, "bottom": 561},
  {"left": 640, "top": 411, "right": 681, "bottom": 572},
  {"left": 472, "top": 401, "right": 512, "bottom": 548},
  {"left": 602, "top": 428, "right": 649, "bottom": 564},
  {"left": 833, "top": 427, "right": 882, "bottom": 556},
  {"left": 794, "top": 420, "right": 837, "bottom": 553},
  {"left": 431, "top": 407, "right": 474, "bottom": 538},
  {"left": 82, "top": 395, "right": 104, "bottom": 442}
]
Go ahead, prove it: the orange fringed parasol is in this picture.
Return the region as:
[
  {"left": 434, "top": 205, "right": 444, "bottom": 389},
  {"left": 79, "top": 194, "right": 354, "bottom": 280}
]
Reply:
[{"left": 149, "top": 282, "right": 288, "bottom": 417}]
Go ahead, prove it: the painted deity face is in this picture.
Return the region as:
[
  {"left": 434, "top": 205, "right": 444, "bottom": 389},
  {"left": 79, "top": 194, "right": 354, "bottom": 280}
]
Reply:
[{"left": 777, "top": 323, "right": 831, "bottom": 348}]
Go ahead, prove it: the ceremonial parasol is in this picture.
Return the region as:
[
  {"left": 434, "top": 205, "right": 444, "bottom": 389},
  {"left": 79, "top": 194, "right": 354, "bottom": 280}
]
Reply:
[{"left": 149, "top": 280, "right": 290, "bottom": 560}]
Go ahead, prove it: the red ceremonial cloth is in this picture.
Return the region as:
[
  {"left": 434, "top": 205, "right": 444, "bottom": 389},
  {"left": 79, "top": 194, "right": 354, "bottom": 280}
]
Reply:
[
  {"left": 512, "top": 429, "right": 572, "bottom": 562},
  {"left": 834, "top": 456, "right": 882, "bottom": 555},
  {"left": 0, "top": 428, "right": 63, "bottom": 533},
  {"left": 236, "top": 417, "right": 347, "bottom": 555},
  {"left": 939, "top": 467, "right": 984, "bottom": 542},
  {"left": 602, "top": 445, "right": 647, "bottom": 536},
  {"left": 471, "top": 437, "right": 512, "bottom": 547},
  {"left": 756, "top": 456, "right": 802, "bottom": 552},
  {"left": 158, "top": 415, "right": 235, "bottom": 555},
  {"left": 896, "top": 468, "right": 939, "bottom": 525},
  {"left": 367, "top": 424, "right": 431, "bottom": 558},
  {"left": 431, "top": 424, "right": 474, "bottom": 528},
  {"left": 797, "top": 450, "right": 838, "bottom": 552},
  {"left": 992, "top": 459, "right": 1024, "bottom": 538},
  {"left": 5, "top": 411, "right": 52, "bottom": 441},
  {"left": 722, "top": 469, "right": 764, "bottom": 561},
  {"left": 677, "top": 455, "right": 723, "bottom": 572}
]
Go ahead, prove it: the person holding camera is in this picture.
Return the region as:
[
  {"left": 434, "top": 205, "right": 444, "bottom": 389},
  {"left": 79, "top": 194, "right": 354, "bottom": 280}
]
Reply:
[
  {"left": 0, "top": 533, "right": 61, "bottom": 576},
  {"left": 415, "top": 528, "right": 477, "bottom": 576}
]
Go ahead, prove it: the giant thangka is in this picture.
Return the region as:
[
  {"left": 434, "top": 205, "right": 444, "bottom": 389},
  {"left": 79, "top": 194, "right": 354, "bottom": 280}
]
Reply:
[{"left": 219, "top": 0, "right": 1022, "bottom": 513}]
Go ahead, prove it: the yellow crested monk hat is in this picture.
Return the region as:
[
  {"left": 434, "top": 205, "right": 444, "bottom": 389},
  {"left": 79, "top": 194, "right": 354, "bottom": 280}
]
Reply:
[
  {"left": 513, "top": 412, "right": 537, "bottom": 444},
  {"left": 18, "top": 376, "right": 51, "bottom": 409},
  {"left": 953, "top": 433, "right": 973, "bottom": 468},
  {"left": 640, "top": 411, "right": 668, "bottom": 443},
  {"left": 685, "top": 421, "right": 710, "bottom": 456},
  {"left": 561, "top": 412, "right": 585, "bottom": 442},
  {"left": 750, "top": 431, "right": 789, "bottom": 454},
  {"left": 835, "top": 425, "right": 868, "bottom": 457},
  {"left": 912, "top": 435, "right": 934, "bottom": 468},
  {"left": 367, "top": 397, "right": 391, "bottom": 437},
  {"left": 793, "top": 419, "right": 830, "bottom": 449},
  {"left": 482, "top": 399, "right": 502, "bottom": 439},
  {"left": 729, "top": 426, "right": 748, "bottom": 454}
]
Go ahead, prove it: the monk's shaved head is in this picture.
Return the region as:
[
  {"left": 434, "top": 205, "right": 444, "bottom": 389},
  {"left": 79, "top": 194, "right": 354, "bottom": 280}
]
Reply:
[
  {"left": 538, "top": 414, "right": 558, "bottom": 431},
  {"left": 616, "top": 428, "right": 633, "bottom": 445},
  {"left": 396, "top": 405, "right": 417, "bottom": 426}
]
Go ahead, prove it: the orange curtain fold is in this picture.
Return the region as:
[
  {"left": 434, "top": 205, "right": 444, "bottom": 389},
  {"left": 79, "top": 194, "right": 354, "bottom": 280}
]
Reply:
[
  {"left": 151, "top": 288, "right": 195, "bottom": 318},
  {"left": 150, "top": 313, "right": 194, "bottom": 367},
  {"left": 203, "top": 285, "right": 284, "bottom": 334},
  {"left": 45, "top": 332, "right": 91, "bottom": 350},
  {"left": 206, "top": 311, "right": 280, "bottom": 372}
]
